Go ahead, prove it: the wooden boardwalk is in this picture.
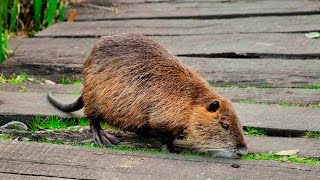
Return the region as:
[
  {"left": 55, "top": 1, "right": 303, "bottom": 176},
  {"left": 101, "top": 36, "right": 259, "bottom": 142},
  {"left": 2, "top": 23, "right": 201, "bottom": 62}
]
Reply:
[
  {"left": 1, "top": 141, "right": 319, "bottom": 179},
  {"left": 0, "top": 0, "right": 320, "bottom": 179}
]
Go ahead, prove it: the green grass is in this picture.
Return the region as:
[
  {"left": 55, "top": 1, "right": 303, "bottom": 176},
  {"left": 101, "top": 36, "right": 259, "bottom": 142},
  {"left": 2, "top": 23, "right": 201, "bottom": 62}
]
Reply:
[
  {"left": 235, "top": 83, "right": 273, "bottom": 89},
  {"left": 37, "top": 137, "right": 208, "bottom": 157},
  {"left": 0, "top": 134, "right": 13, "bottom": 140},
  {"left": 3, "top": 134, "right": 319, "bottom": 165},
  {"left": 19, "top": 86, "right": 27, "bottom": 92},
  {"left": 210, "top": 83, "right": 320, "bottom": 90},
  {"left": 244, "top": 127, "right": 266, "bottom": 136},
  {"left": 60, "top": 76, "right": 82, "bottom": 85},
  {"left": 36, "top": 138, "right": 320, "bottom": 164},
  {"left": 239, "top": 99, "right": 318, "bottom": 109},
  {"left": 37, "top": 136, "right": 165, "bottom": 154},
  {"left": 276, "top": 102, "right": 305, "bottom": 107},
  {"left": 27, "top": 116, "right": 90, "bottom": 132},
  {"left": 0, "top": 73, "right": 31, "bottom": 84},
  {"left": 239, "top": 99, "right": 257, "bottom": 104},
  {"left": 303, "top": 84, "right": 320, "bottom": 90},
  {"left": 65, "top": 90, "right": 82, "bottom": 95},
  {"left": 210, "top": 83, "right": 274, "bottom": 89},
  {"left": 27, "top": 116, "right": 118, "bottom": 132},
  {"left": 303, "top": 132, "right": 320, "bottom": 139},
  {"left": 242, "top": 153, "right": 320, "bottom": 165}
]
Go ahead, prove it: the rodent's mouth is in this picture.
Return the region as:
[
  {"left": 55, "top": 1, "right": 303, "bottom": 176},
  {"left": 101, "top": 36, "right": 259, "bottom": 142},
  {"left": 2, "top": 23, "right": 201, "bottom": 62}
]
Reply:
[{"left": 198, "top": 147, "right": 247, "bottom": 159}]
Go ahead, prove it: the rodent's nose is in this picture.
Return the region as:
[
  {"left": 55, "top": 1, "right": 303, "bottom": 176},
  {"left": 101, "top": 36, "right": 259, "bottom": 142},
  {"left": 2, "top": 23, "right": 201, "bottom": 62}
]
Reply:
[
  {"left": 235, "top": 142, "right": 248, "bottom": 156},
  {"left": 236, "top": 150, "right": 247, "bottom": 156}
]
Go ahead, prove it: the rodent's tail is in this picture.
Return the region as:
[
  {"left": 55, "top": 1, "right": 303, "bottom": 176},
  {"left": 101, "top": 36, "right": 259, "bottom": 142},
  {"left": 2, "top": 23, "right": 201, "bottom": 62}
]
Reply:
[{"left": 47, "top": 92, "right": 84, "bottom": 112}]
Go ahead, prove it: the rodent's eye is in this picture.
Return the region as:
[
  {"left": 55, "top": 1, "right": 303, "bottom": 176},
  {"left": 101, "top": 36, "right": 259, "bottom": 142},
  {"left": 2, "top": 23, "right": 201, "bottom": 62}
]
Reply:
[
  {"left": 208, "top": 101, "right": 219, "bottom": 112},
  {"left": 221, "top": 116, "right": 228, "bottom": 121},
  {"left": 220, "top": 121, "right": 229, "bottom": 129}
]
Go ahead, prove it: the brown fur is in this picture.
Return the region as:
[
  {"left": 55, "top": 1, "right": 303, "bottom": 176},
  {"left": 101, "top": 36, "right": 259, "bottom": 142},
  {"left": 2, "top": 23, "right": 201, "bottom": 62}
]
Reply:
[{"left": 49, "top": 33, "right": 247, "bottom": 158}]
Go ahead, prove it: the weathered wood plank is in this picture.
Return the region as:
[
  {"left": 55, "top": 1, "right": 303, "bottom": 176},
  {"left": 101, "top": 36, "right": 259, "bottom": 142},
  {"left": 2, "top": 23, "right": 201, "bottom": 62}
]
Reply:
[
  {"left": 9, "top": 34, "right": 320, "bottom": 57},
  {"left": 3, "top": 36, "right": 320, "bottom": 87},
  {"left": 182, "top": 58, "right": 320, "bottom": 88},
  {"left": 3, "top": 57, "right": 319, "bottom": 87},
  {"left": 3, "top": 128, "right": 320, "bottom": 158},
  {"left": 0, "top": 141, "right": 319, "bottom": 179},
  {"left": 0, "top": 91, "right": 319, "bottom": 132},
  {"left": 79, "top": 0, "right": 171, "bottom": 4},
  {"left": 69, "top": 0, "right": 320, "bottom": 21},
  {"left": 36, "top": 15, "right": 320, "bottom": 37},
  {"left": 0, "top": 173, "right": 62, "bottom": 180},
  {"left": 152, "top": 34, "right": 320, "bottom": 56},
  {"left": 0, "top": 84, "right": 319, "bottom": 105},
  {"left": 247, "top": 136, "right": 320, "bottom": 158}
]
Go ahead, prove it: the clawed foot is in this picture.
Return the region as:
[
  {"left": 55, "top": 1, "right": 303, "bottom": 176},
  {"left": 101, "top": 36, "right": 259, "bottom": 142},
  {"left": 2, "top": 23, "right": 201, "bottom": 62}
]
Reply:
[
  {"left": 160, "top": 135, "right": 175, "bottom": 153},
  {"left": 92, "top": 129, "right": 119, "bottom": 146}
]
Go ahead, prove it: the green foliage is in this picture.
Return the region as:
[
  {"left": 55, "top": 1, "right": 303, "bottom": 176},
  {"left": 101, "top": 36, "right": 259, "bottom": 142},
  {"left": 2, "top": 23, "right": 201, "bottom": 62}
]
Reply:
[
  {"left": 19, "top": 86, "right": 27, "bottom": 92},
  {"left": 9, "top": 0, "right": 19, "bottom": 33},
  {"left": 244, "top": 127, "right": 266, "bottom": 136},
  {"left": 0, "top": 73, "right": 31, "bottom": 84},
  {"left": 0, "top": 26, "right": 4, "bottom": 63},
  {"left": 108, "top": 145, "right": 164, "bottom": 154},
  {"left": 277, "top": 102, "right": 305, "bottom": 107},
  {"left": 303, "top": 84, "right": 320, "bottom": 90},
  {"left": 44, "top": 0, "right": 59, "bottom": 27},
  {"left": 33, "top": 0, "right": 42, "bottom": 31},
  {"left": 65, "top": 91, "right": 82, "bottom": 95},
  {"left": 27, "top": 116, "right": 90, "bottom": 132},
  {"left": 60, "top": 76, "right": 82, "bottom": 85},
  {"left": 239, "top": 99, "right": 257, "bottom": 104},
  {"left": 210, "top": 83, "right": 320, "bottom": 90},
  {"left": 303, "top": 132, "right": 320, "bottom": 139},
  {"left": 3, "top": 0, "right": 9, "bottom": 29},
  {"left": 0, "top": 134, "right": 13, "bottom": 140},
  {"left": 239, "top": 99, "right": 318, "bottom": 109},
  {"left": 36, "top": 138, "right": 209, "bottom": 157},
  {"left": 78, "top": 118, "right": 90, "bottom": 127},
  {"left": 58, "top": 2, "right": 67, "bottom": 22},
  {"left": 39, "top": 136, "right": 64, "bottom": 144},
  {"left": 0, "top": 0, "right": 68, "bottom": 63},
  {"left": 242, "top": 153, "right": 320, "bottom": 165}
]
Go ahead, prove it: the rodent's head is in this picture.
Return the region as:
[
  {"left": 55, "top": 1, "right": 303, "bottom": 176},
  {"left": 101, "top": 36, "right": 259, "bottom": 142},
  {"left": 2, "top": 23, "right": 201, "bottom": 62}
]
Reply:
[{"left": 187, "top": 97, "right": 247, "bottom": 158}]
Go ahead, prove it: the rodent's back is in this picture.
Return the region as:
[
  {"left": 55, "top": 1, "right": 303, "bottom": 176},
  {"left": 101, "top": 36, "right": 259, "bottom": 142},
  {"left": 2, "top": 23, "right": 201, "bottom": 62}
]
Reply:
[{"left": 83, "top": 33, "right": 215, "bottom": 135}]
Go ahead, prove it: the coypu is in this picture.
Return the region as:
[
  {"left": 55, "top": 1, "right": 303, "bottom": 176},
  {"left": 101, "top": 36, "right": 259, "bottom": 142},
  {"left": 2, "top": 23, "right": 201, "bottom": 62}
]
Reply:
[{"left": 48, "top": 33, "right": 247, "bottom": 158}]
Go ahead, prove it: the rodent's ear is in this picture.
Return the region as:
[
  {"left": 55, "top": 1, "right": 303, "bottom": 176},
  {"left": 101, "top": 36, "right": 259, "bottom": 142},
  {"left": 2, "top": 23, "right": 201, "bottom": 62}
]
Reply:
[{"left": 208, "top": 101, "right": 220, "bottom": 112}]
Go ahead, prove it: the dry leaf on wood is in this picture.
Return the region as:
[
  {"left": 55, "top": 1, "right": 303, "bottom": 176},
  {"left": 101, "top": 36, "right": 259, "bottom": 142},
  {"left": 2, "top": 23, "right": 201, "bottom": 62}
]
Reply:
[
  {"left": 275, "top": 149, "right": 299, "bottom": 156},
  {"left": 68, "top": 9, "right": 78, "bottom": 22},
  {"left": 305, "top": 32, "right": 320, "bottom": 39}
]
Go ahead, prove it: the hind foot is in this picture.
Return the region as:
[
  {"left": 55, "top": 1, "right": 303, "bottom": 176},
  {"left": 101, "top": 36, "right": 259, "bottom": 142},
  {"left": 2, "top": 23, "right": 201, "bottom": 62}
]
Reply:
[
  {"left": 160, "top": 134, "right": 175, "bottom": 153},
  {"left": 91, "top": 121, "right": 119, "bottom": 146}
]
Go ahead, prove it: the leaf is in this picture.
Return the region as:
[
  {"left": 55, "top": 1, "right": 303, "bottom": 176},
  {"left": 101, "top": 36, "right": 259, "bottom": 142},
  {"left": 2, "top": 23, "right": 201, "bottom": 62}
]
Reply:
[
  {"left": 305, "top": 32, "right": 320, "bottom": 39},
  {"left": 94, "top": 152, "right": 104, "bottom": 155},
  {"left": 275, "top": 149, "right": 299, "bottom": 156},
  {"left": 68, "top": 9, "right": 78, "bottom": 22},
  {"left": 33, "top": 0, "right": 42, "bottom": 31}
]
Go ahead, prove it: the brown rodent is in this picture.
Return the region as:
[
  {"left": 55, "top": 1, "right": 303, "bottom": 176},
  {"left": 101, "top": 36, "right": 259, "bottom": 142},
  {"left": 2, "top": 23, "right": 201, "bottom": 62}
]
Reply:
[{"left": 48, "top": 33, "right": 247, "bottom": 158}]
